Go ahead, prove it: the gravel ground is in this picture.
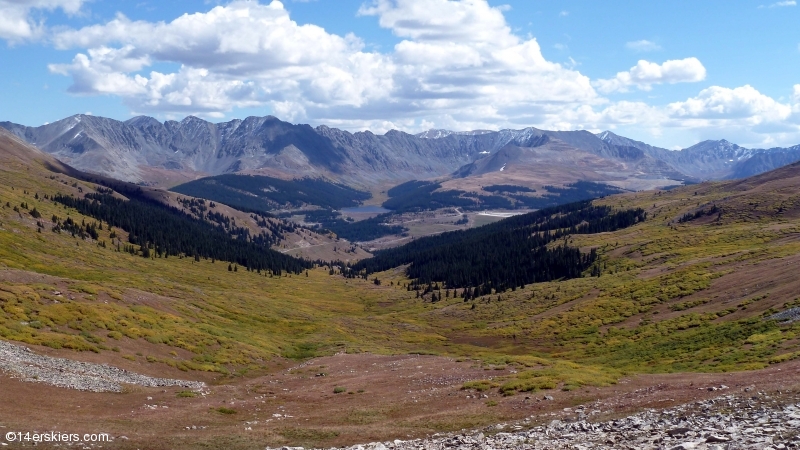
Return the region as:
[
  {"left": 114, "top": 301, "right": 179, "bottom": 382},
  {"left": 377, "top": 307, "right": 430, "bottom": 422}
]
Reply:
[
  {"left": 0, "top": 340, "right": 204, "bottom": 392},
  {"left": 281, "top": 392, "right": 800, "bottom": 450}
]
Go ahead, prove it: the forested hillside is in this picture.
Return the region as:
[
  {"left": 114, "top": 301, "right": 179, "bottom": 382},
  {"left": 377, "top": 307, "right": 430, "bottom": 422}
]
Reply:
[
  {"left": 53, "top": 191, "right": 312, "bottom": 274},
  {"left": 383, "top": 181, "right": 512, "bottom": 212},
  {"left": 171, "top": 174, "right": 371, "bottom": 211},
  {"left": 172, "top": 174, "right": 407, "bottom": 241},
  {"left": 382, "top": 180, "right": 625, "bottom": 212},
  {"left": 297, "top": 209, "right": 406, "bottom": 241},
  {"left": 351, "top": 201, "right": 646, "bottom": 292}
]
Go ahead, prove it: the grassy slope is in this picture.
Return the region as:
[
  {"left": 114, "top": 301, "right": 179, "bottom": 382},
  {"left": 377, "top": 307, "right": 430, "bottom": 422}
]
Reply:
[{"left": 1, "top": 129, "right": 799, "bottom": 397}]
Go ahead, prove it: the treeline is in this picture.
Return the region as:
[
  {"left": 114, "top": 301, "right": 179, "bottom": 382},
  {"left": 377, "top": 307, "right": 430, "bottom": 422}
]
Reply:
[
  {"left": 350, "top": 201, "right": 646, "bottom": 291},
  {"left": 53, "top": 192, "right": 312, "bottom": 274},
  {"left": 171, "top": 174, "right": 371, "bottom": 211},
  {"left": 678, "top": 204, "right": 720, "bottom": 223},
  {"left": 301, "top": 209, "right": 405, "bottom": 241},
  {"left": 174, "top": 196, "right": 298, "bottom": 248},
  {"left": 51, "top": 215, "right": 101, "bottom": 240},
  {"left": 508, "top": 182, "right": 624, "bottom": 209},
  {"left": 382, "top": 181, "right": 513, "bottom": 212},
  {"left": 175, "top": 196, "right": 293, "bottom": 239},
  {"left": 383, "top": 180, "right": 623, "bottom": 212},
  {"left": 537, "top": 181, "right": 624, "bottom": 204},
  {"left": 386, "top": 180, "right": 433, "bottom": 197},
  {"left": 482, "top": 184, "right": 536, "bottom": 193}
]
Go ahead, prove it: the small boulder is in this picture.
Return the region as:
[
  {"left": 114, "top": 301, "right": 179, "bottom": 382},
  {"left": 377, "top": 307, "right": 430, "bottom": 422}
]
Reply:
[{"left": 668, "top": 427, "right": 692, "bottom": 437}]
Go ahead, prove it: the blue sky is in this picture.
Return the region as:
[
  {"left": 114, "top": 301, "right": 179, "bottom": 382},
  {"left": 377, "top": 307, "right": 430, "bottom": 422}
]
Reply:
[{"left": 1, "top": 0, "right": 799, "bottom": 149}]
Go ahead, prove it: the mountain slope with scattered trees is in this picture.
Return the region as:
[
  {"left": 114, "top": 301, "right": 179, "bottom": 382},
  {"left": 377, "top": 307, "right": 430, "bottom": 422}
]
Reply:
[{"left": 53, "top": 191, "right": 312, "bottom": 274}]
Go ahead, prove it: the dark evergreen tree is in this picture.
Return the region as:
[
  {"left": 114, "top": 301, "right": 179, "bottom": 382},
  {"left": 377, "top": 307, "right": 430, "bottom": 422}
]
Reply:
[
  {"left": 53, "top": 192, "right": 313, "bottom": 274},
  {"left": 350, "top": 201, "right": 645, "bottom": 290}
]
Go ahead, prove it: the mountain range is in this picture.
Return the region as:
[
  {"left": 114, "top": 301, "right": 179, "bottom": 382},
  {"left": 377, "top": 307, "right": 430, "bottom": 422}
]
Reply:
[
  {"left": 3, "top": 114, "right": 800, "bottom": 190},
  {"left": 5, "top": 110, "right": 800, "bottom": 449}
]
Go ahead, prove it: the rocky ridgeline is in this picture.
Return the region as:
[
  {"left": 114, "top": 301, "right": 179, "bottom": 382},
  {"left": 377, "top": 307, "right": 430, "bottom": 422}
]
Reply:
[
  {"left": 0, "top": 340, "right": 205, "bottom": 392},
  {"left": 275, "top": 393, "right": 800, "bottom": 450}
]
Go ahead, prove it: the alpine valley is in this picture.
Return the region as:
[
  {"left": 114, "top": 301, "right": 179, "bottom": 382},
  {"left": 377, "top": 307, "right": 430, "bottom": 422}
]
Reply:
[{"left": 2, "top": 114, "right": 800, "bottom": 450}]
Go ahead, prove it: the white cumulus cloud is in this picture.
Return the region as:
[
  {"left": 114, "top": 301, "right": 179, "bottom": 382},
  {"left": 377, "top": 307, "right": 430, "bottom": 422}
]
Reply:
[
  {"left": 357, "top": 0, "right": 516, "bottom": 47},
  {"left": 47, "top": 0, "right": 603, "bottom": 130},
  {"left": 664, "top": 85, "right": 800, "bottom": 147},
  {"left": 0, "top": 0, "right": 85, "bottom": 42},
  {"left": 667, "top": 85, "right": 791, "bottom": 121},
  {"left": 17, "top": 0, "right": 800, "bottom": 148},
  {"left": 50, "top": 1, "right": 393, "bottom": 115},
  {"left": 594, "top": 57, "right": 706, "bottom": 93}
]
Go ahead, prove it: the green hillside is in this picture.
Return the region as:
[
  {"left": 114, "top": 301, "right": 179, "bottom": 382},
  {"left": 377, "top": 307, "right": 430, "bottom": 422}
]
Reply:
[{"left": 2, "top": 129, "right": 800, "bottom": 398}]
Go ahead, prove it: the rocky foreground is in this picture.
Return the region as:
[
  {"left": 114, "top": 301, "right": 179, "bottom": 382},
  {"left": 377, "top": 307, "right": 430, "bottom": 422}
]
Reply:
[
  {"left": 0, "top": 340, "right": 204, "bottom": 392},
  {"left": 275, "top": 391, "right": 800, "bottom": 450}
]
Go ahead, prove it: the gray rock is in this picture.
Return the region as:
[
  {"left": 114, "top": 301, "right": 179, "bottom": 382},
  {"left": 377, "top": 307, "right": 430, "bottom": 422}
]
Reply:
[
  {"left": 0, "top": 340, "right": 204, "bottom": 392},
  {"left": 706, "top": 434, "right": 730, "bottom": 443},
  {"left": 668, "top": 427, "right": 693, "bottom": 436},
  {"left": 264, "top": 393, "right": 800, "bottom": 450}
]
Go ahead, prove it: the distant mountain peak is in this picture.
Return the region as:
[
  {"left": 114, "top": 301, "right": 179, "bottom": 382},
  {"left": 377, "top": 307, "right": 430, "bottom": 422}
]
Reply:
[
  {"left": 417, "top": 129, "right": 454, "bottom": 139},
  {"left": 597, "top": 130, "right": 629, "bottom": 143},
  {"left": 417, "top": 129, "right": 499, "bottom": 139},
  {"left": 2, "top": 113, "right": 800, "bottom": 187},
  {"left": 688, "top": 139, "right": 745, "bottom": 153},
  {"left": 125, "top": 115, "right": 162, "bottom": 128},
  {"left": 180, "top": 115, "right": 205, "bottom": 125}
]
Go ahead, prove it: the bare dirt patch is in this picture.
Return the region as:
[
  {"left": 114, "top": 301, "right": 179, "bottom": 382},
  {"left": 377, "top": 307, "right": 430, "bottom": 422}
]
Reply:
[{"left": 3, "top": 349, "right": 800, "bottom": 449}]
